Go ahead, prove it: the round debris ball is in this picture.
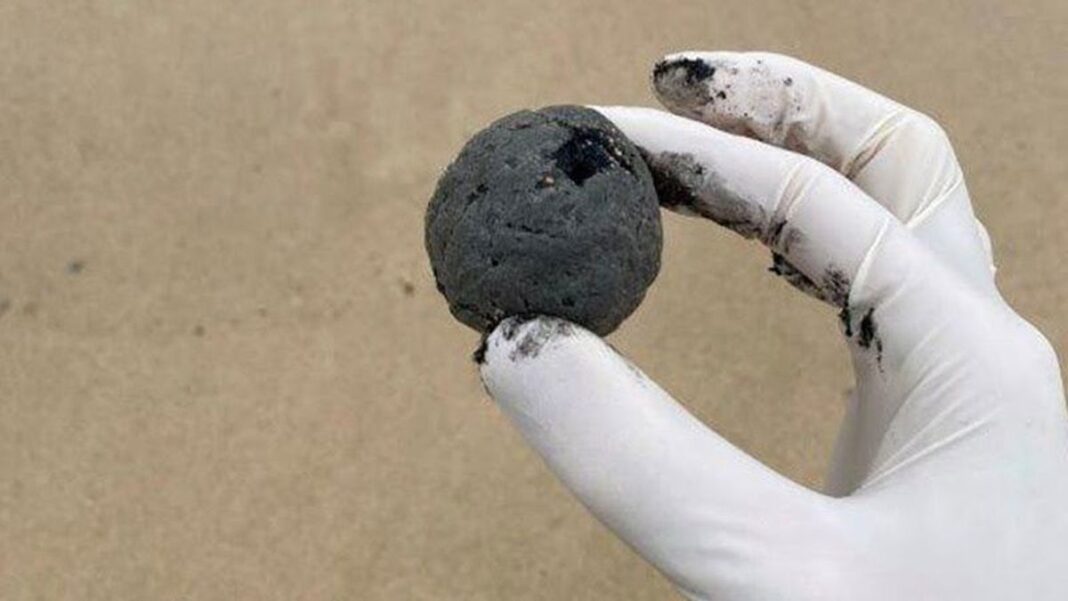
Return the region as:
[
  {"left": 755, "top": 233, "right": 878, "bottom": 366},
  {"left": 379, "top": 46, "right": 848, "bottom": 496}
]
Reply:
[{"left": 425, "top": 105, "right": 662, "bottom": 336}]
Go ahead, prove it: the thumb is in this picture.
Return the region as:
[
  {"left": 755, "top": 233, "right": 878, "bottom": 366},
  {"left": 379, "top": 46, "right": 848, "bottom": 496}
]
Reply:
[{"left": 479, "top": 316, "right": 841, "bottom": 598}]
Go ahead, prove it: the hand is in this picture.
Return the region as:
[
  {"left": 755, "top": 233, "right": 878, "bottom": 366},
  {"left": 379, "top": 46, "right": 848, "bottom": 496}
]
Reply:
[{"left": 477, "top": 52, "right": 1068, "bottom": 600}]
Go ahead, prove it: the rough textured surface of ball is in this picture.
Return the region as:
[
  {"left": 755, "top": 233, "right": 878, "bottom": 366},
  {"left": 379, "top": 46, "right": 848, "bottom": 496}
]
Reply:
[{"left": 425, "top": 105, "right": 662, "bottom": 336}]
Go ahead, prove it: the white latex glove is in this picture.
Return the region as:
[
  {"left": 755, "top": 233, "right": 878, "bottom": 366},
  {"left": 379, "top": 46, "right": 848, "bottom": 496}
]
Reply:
[{"left": 478, "top": 52, "right": 1068, "bottom": 600}]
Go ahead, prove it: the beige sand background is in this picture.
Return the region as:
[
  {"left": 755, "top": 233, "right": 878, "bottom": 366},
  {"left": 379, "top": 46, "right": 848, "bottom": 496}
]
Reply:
[{"left": 1, "top": 0, "right": 1065, "bottom": 599}]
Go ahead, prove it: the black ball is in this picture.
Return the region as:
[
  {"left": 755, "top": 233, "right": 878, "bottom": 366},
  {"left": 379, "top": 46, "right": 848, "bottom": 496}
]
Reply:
[{"left": 425, "top": 105, "right": 662, "bottom": 336}]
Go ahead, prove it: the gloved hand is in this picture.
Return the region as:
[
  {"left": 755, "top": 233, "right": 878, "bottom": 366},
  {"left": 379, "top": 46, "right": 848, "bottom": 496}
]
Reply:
[{"left": 477, "top": 52, "right": 1068, "bottom": 600}]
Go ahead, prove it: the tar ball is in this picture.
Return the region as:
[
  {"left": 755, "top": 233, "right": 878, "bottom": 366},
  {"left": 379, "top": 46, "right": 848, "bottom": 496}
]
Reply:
[{"left": 425, "top": 105, "right": 662, "bottom": 336}]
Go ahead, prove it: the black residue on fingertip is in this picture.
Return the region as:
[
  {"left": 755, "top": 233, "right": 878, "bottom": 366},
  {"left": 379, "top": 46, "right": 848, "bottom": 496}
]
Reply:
[
  {"left": 500, "top": 315, "right": 533, "bottom": 341},
  {"left": 472, "top": 310, "right": 543, "bottom": 365},
  {"left": 653, "top": 57, "right": 716, "bottom": 86},
  {"left": 652, "top": 60, "right": 668, "bottom": 79},
  {"left": 652, "top": 59, "right": 670, "bottom": 81},
  {"left": 476, "top": 314, "right": 556, "bottom": 364},
  {"left": 651, "top": 59, "right": 719, "bottom": 112},
  {"left": 508, "top": 316, "right": 575, "bottom": 362}
]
